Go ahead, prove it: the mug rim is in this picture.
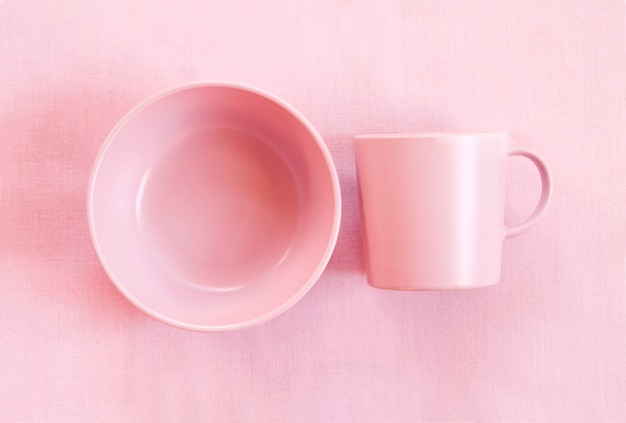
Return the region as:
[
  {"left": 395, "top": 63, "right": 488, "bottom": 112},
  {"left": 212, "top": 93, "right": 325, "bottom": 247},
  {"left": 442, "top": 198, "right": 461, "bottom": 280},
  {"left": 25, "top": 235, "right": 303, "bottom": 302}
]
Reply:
[{"left": 354, "top": 132, "right": 508, "bottom": 141}]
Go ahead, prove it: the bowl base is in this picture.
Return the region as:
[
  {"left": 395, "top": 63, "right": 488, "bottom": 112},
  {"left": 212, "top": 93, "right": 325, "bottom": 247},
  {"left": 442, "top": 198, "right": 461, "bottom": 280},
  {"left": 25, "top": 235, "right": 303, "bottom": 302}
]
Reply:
[{"left": 136, "top": 127, "right": 301, "bottom": 291}]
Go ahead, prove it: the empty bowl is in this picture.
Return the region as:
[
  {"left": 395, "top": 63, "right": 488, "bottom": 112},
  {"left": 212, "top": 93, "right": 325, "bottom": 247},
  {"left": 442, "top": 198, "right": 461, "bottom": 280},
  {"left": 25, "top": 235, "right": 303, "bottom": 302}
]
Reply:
[{"left": 88, "top": 82, "right": 341, "bottom": 331}]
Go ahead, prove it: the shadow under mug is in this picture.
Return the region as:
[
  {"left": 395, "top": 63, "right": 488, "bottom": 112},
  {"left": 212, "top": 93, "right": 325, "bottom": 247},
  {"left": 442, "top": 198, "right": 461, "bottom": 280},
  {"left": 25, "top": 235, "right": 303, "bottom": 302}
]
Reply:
[{"left": 354, "top": 133, "right": 552, "bottom": 290}]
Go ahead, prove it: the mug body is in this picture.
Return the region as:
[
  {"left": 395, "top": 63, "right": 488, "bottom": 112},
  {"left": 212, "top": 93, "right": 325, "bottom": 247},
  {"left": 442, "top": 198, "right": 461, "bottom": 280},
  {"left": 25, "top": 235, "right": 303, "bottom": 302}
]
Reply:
[{"left": 355, "top": 133, "right": 509, "bottom": 290}]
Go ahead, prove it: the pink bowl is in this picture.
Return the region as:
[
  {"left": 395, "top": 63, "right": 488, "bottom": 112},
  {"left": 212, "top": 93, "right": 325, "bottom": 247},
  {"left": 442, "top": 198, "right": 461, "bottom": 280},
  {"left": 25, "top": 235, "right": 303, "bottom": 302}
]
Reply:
[{"left": 88, "top": 82, "right": 341, "bottom": 331}]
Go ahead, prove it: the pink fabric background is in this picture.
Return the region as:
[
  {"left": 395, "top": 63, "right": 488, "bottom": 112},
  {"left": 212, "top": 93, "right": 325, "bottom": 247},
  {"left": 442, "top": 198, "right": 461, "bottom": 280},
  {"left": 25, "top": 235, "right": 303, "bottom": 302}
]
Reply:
[{"left": 1, "top": 1, "right": 624, "bottom": 421}]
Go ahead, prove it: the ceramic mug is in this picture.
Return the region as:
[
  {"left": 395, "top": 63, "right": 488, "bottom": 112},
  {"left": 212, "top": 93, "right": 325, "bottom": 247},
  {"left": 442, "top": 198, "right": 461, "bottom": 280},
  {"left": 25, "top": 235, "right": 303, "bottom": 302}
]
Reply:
[{"left": 354, "top": 133, "right": 552, "bottom": 290}]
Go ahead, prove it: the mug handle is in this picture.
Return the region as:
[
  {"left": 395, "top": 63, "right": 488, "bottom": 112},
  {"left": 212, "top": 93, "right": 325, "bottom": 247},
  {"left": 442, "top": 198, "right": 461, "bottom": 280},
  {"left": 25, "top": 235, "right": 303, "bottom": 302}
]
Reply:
[{"left": 505, "top": 149, "right": 553, "bottom": 239}]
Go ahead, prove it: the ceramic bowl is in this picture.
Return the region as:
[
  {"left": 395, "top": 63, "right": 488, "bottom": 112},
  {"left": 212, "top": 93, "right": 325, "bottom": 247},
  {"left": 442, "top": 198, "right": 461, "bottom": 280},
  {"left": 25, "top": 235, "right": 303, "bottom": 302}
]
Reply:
[{"left": 88, "top": 82, "right": 341, "bottom": 331}]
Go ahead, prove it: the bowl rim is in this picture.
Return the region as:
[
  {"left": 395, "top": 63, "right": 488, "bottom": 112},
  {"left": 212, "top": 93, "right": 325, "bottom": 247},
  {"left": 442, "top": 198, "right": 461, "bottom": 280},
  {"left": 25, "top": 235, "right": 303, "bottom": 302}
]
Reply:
[{"left": 87, "top": 80, "right": 342, "bottom": 332}]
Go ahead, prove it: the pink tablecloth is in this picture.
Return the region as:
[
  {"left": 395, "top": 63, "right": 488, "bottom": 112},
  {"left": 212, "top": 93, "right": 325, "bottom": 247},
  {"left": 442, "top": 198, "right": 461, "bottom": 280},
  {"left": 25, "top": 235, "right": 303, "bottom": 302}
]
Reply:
[{"left": 1, "top": 1, "right": 624, "bottom": 421}]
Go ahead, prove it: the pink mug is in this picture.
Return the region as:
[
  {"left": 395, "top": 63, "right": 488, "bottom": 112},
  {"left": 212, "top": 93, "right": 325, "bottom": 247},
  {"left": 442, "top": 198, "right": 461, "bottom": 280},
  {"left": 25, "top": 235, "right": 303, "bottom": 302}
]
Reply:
[{"left": 354, "top": 133, "right": 552, "bottom": 290}]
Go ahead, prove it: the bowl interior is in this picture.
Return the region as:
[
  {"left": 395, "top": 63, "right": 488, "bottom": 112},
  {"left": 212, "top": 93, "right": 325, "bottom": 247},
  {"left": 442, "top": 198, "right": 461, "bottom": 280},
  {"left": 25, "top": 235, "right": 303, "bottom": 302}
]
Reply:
[{"left": 89, "top": 85, "right": 339, "bottom": 330}]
